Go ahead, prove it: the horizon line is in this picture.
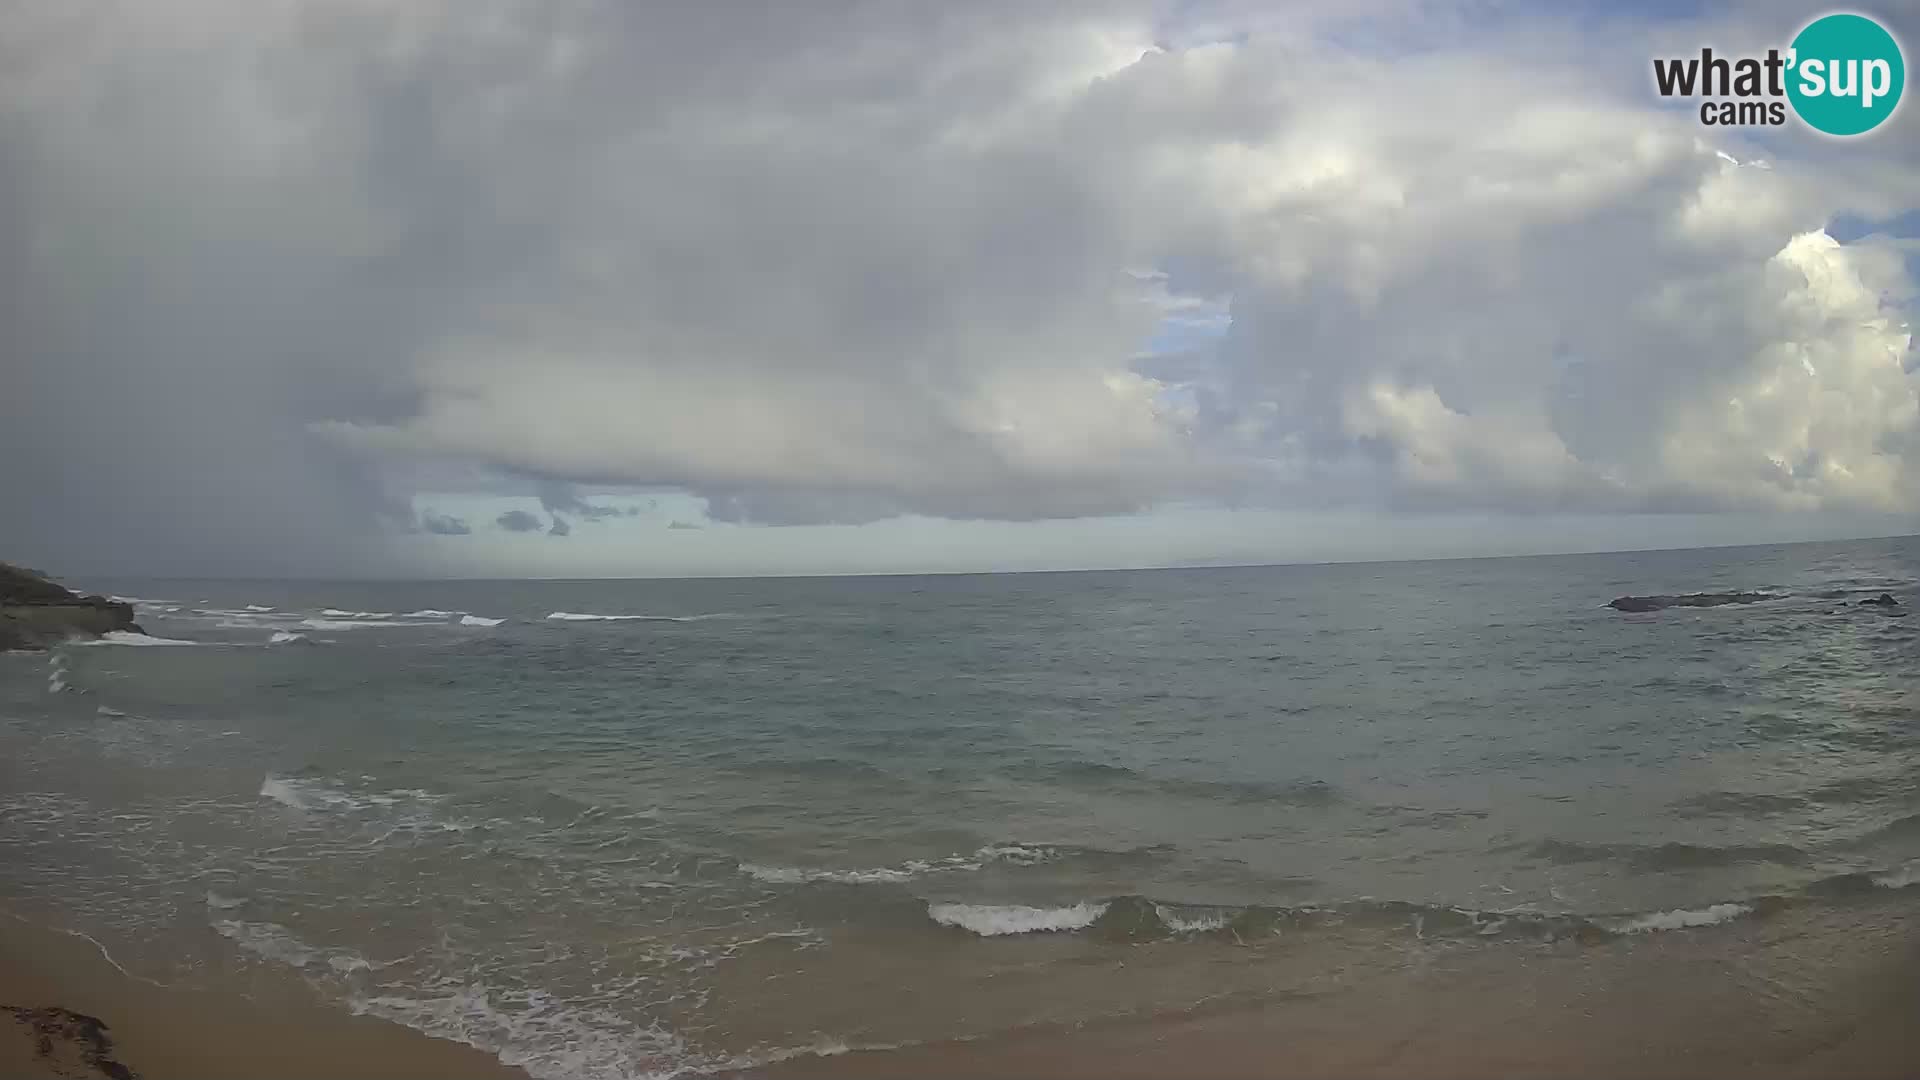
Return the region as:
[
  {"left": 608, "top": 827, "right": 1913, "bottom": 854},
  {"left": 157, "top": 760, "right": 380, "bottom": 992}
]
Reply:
[{"left": 47, "top": 530, "right": 1920, "bottom": 586}]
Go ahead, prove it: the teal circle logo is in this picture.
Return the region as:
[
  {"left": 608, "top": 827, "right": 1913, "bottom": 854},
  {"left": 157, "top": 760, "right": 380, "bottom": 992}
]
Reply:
[{"left": 1787, "top": 13, "right": 1905, "bottom": 136}]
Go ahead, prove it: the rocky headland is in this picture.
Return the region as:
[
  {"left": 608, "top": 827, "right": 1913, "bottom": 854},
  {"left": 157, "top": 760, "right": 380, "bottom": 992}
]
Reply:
[{"left": 0, "top": 562, "right": 142, "bottom": 651}]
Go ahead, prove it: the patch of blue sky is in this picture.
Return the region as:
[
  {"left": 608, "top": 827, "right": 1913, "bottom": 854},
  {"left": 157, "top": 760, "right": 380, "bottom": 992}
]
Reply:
[{"left": 1142, "top": 308, "right": 1233, "bottom": 357}]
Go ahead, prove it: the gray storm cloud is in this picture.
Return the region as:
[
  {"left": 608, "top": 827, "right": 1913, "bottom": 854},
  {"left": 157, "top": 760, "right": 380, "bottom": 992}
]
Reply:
[
  {"left": 535, "top": 480, "right": 629, "bottom": 522},
  {"left": 2, "top": 1, "right": 1916, "bottom": 574},
  {"left": 496, "top": 510, "right": 544, "bottom": 534},
  {"left": 421, "top": 512, "right": 472, "bottom": 536}
]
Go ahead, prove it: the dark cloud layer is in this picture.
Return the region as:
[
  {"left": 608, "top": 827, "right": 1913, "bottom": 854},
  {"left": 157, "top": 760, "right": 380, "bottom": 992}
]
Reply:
[
  {"left": 536, "top": 479, "right": 630, "bottom": 522},
  {"left": 2, "top": 2, "right": 1915, "bottom": 575},
  {"left": 422, "top": 512, "right": 472, "bottom": 536}
]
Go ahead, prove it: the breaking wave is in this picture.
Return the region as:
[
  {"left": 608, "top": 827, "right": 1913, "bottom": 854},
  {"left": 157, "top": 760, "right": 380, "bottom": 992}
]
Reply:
[
  {"left": 1522, "top": 838, "right": 1809, "bottom": 870},
  {"left": 74, "top": 631, "right": 206, "bottom": 647},
  {"left": 259, "top": 775, "right": 351, "bottom": 811},
  {"left": 1871, "top": 862, "right": 1920, "bottom": 890},
  {"left": 929, "top": 902, "right": 1108, "bottom": 936},
  {"left": 548, "top": 611, "right": 688, "bottom": 622},
  {"left": 1604, "top": 903, "right": 1752, "bottom": 933},
  {"left": 1017, "top": 760, "right": 1341, "bottom": 805},
  {"left": 257, "top": 774, "right": 440, "bottom": 812},
  {"left": 460, "top": 615, "right": 506, "bottom": 627},
  {"left": 741, "top": 844, "right": 1052, "bottom": 885},
  {"left": 916, "top": 866, "right": 1920, "bottom": 942},
  {"left": 297, "top": 618, "right": 428, "bottom": 631}
]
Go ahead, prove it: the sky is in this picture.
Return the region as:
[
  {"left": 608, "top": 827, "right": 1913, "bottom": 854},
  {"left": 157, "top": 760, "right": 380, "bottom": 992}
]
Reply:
[{"left": 1, "top": 0, "right": 1916, "bottom": 579}]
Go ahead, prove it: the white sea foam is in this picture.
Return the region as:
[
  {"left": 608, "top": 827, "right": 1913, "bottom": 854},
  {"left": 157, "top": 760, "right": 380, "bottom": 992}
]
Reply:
[
  {"left": 298, "top": 618, "right": 422, "bottom": 630},
  {"left": 213, "top": 917, "right": 374, "bottom": 976},
  {"left": 1608, "top": 902, "right": 1752, "bottom": 934},
  {"left": 546, "top": 610, "right": 750, "bottom": 623},
  {"left": 402, "top": 609, "right": 464, "bottom": 619},
  {"left": 75, "top": 631, "right": 204, "bottom": 646},
  {"left": 742, "top": 844, "right": 1053, "bottom": 886},
  {"left": 1871, "top": 863, "right": 1920, "bottom": 890},
  {"left": 259, "top": 775, "right": 363, "bottom": 812},
  {"left": 244, "top": 604, "right": 276, "bottom": 612},
  {"left": 973, "top": 843, "right": 1052, "bottom": 866},
  {"left": 212, "top": 918, "right": 323, "bottom": 967},
  {"left": 197, "top": 882, "right": 812, "bottom": 1080},
  {"left": 705, "top": 1037, "right": 873, "bottom": 1076},
  {"left": 258, "top": 775, "right": 455, "bottom": 825},
  {"left": 46, "top": 654, "right": 67, "bottom": 694},
  {"left": 742, "top": 864, "right": 914, "bottom": 885},
  {"left": 928, "top": 901, "right": 1108, "bottom": 936},
  {"left": 1153, "top": 904, "right": 1232, "bottom": 933},
  {"left": 260, "top": 776, "right": 317, "bottom": 810},
  {"left": 321, "top": 608, "right": 396, "bottom": 619},
  {"left": 348, "top": 982, "right": 686, "bottom": 1080},
  {"left": 96, "top": 705, "right": 127, "bottom": 717},
  {"left": 268, "top": 630, "right": 310, "bottom": 644},
  {"left": 460, "top": 615, "right": 506, "bottom": 627}
]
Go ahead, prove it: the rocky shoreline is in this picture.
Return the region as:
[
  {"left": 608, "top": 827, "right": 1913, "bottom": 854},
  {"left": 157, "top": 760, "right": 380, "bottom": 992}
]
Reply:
[{"left": 0, "top": 562, "right": 143, "bottom": 652}]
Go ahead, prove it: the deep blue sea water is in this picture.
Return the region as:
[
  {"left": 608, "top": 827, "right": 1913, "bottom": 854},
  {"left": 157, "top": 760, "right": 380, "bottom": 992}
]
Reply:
[{"left": 3, "top": 538, "right": 1918, "bottom": 1077}]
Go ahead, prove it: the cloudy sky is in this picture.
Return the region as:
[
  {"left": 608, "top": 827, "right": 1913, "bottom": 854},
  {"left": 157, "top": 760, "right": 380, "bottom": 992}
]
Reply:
[{"left": 2, "top": 0, "right": 1916, "bottom": 578}]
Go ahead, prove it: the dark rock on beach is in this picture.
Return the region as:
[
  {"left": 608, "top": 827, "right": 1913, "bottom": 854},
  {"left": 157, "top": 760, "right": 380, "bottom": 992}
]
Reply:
[
  {"left": 2, "top": 1005, "right": 139, "bottom": 1080},
  {"left": 0, "top": 562, "right": 143, "bottom": 651},
  {"left": 1606, "top": 592, "right": 1778, "bottom": 613}
]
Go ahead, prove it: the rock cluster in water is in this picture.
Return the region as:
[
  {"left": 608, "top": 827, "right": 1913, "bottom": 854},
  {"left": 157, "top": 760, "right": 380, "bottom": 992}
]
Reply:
[
  {"left": 0, "top": 561, "right": 142, "bottom": 651},
  {"left": 1605, "top": 592, "right": 1778, "bottom": 612},
  {"left": 1606, "top": 589, "right": 1904, "bottom": 615}
]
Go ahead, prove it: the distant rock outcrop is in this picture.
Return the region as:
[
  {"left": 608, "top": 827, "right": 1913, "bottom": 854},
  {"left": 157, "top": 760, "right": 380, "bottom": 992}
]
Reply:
[
  {"left": 0, "top": 562, "right": 142, "bottom": 651},
  {"left": 1606, "top": 592, "right": 1779, "bottom": 613}
]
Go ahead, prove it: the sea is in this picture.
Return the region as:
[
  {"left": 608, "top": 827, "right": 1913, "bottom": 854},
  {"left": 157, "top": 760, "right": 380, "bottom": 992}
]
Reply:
[{"left": 3, "top": 537, "right": 1918, "bottom": 1078}]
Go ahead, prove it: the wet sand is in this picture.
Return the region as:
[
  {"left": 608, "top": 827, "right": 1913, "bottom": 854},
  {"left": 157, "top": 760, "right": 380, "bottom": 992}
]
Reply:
[
  {"left": 742, "top": 891, "right": 1920, "bottom": 1080},
  {"left": 6, "top": 892, "right": 1919, "bottom": 1080},
  {"left": 0, "top": 911, "right": 527, "bottom": 1080}
]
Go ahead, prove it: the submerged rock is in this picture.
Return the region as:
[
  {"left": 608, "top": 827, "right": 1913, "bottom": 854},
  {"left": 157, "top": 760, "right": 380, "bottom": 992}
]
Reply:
[
  {"left": 1858, "top": 593, "right": 1901, "bottom": 607},
  {"left": 0, "top": 562, "right": 142, "bottom": 651},
  {"left": 1606, "top": 592, "right": 1778, "bottom": 613}
]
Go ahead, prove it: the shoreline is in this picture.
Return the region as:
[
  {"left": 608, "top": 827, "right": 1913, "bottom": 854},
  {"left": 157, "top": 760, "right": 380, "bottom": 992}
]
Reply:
[
  {"left": 4, "top": 890, "right": 1919, "bottom": 1079},
  {"left": 737, "top": 890, "right": 1920, "bottom": 1080},
  {"left": 0, "top": 910, "right": 527, "bottom": 1080}
]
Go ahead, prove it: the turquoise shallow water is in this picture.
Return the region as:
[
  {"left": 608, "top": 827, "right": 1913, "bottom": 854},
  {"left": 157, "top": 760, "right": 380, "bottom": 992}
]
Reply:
[{"left": 3, "top": 538, "right": 1918, "bottom": 1076}]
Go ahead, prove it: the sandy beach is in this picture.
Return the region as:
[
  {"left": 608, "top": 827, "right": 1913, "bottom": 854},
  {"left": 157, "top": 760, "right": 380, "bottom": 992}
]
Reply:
[
  {"left": 8, "top": 889, "right": 1919, "bottom": 1080},
  {"left": 0, "top": 910, "right": 527, "bottom": 1080},
  {"left": 741, "top": 890, "right": 1920, "bottom": 1080}
]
